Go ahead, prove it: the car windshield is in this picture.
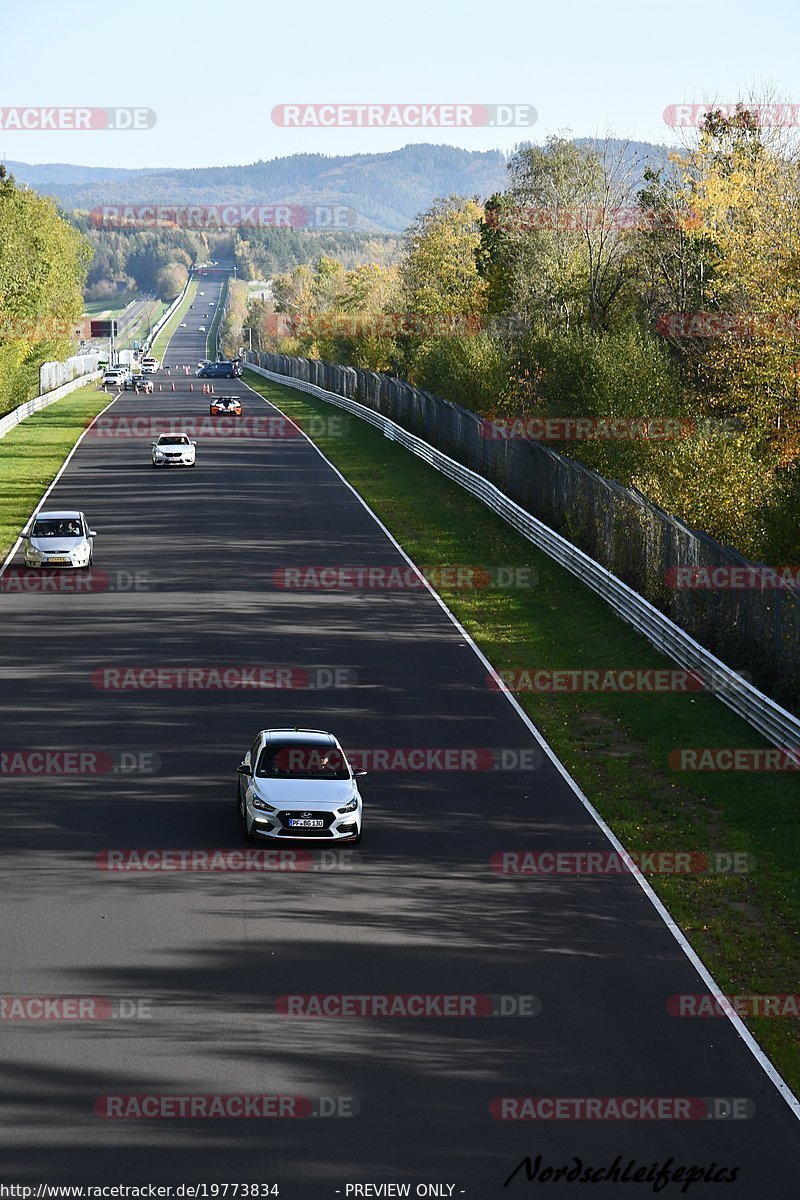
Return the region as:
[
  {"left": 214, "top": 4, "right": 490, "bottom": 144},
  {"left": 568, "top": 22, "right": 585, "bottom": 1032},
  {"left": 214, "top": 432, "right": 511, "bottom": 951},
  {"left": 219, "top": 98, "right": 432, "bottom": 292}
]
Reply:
[
  {"left": 157, "top": 436, "right": 191, "bottom": 446},
  {"left": 32, "top": 519, "right": 82, "bottom": 538},
  {"left": 255, "top": 744, "right": 350, "bottom": 780}
]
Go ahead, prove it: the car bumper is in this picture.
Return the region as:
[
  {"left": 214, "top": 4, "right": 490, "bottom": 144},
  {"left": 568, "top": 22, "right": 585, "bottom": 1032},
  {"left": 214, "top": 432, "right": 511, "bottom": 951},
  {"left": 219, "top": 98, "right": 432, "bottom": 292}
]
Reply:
[
  {"left": 24, "top": 554, "right": 91, "bottom": 569},
  {"left": 247, "top": 809, "right": 361, "bottom": 841}
]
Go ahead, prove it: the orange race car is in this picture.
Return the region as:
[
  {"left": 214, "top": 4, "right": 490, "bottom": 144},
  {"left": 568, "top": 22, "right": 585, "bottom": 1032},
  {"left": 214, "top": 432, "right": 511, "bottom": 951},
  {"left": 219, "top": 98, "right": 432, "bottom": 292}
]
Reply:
[{"left": 209, "top": 395, "right": 243, "bottom": 416}]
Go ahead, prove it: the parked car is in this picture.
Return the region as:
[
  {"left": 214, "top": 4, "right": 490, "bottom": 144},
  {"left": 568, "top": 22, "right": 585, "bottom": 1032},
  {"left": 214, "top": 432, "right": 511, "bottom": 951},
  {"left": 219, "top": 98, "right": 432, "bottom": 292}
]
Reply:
[
  {"left": 196, "top": 360, "right": 242, "bottom": 379},
  {"left": 102, "top": 368, "right": 127, "bottom": 387}
]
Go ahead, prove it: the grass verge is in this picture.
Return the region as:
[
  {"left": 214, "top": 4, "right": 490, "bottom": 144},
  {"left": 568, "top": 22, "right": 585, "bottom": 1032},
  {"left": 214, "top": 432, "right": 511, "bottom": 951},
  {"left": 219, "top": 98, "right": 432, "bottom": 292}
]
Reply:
[
  {"left": 244, "top": 368, "right": 800, "bottom": 1094},
  {"left": 150, "top": 279, "right": 198, "bottom": 361},
  {"left": 0, "top": 383, "right": 114, "bottom": 561},
  {"left": 205, "top": 276, "right": 229, "bottom": 359}
]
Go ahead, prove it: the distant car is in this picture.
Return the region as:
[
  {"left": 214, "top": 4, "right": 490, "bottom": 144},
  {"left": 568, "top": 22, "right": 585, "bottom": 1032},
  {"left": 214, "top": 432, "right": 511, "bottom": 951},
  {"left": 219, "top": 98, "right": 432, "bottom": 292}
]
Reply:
[
  {"left": 141, "top": 357, "right": 159, "bottom": 373},
  {"left": 236, "top": 729, "right": 365, "bottom": 843},
  {"left": 124, "top": 374, "right": 149, "bottom": 390},
  {"left": 102, "top": 368, "right": 127, "bottom": 387},
  {"left": 151, "top": 434, "right": 196, "bottom": 468},
  {"left": 198, "top": 326, "right": 206, "bottom": 332},
  {"left": 180, "top": 322, "right": 187, "bottom": 327},
  {"left": 196, "top": 360, "right": 242, "bottom": 379},
  {"left": 210, "top": 395, "right": 242, "bottom": 416},
  {"left": 21, "top": 510, "right": 97, "bottom": 569},
  {"left": 134, "top": 377, "right": 154, "bottom": 394}
]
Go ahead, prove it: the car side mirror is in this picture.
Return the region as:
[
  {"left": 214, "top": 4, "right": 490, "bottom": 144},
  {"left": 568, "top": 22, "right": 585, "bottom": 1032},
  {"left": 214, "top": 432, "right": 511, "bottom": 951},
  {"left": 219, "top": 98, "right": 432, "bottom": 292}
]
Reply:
[
  {"left": 190, "top": 441, "right": 197, "bottom": 447},
  {"left": 237, "top": 763, "right": 252, "bottom": 776},
  {"left": 88, "top": 530, "right": 98, "bottom": 537},
  {"left": 354, "top": 769, "right": 368, "bottom": 778}
]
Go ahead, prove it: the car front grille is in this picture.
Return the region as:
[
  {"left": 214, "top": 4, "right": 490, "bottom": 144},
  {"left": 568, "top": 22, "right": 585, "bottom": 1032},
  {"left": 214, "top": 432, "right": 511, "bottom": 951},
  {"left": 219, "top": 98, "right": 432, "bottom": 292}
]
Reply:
[{"left": 276, "top": 810, "right": 335, "bottom": 837}]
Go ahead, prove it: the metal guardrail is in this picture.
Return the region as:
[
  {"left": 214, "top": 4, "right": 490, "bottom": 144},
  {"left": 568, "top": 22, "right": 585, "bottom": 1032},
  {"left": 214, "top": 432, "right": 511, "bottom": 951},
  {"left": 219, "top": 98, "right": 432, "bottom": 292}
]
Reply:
[
  {"left": 142, "top": 275, "right": 192, "bottom": 354},
  {"left": 247, "top": 360, "right": 800, "bottom": 756},
  {"left": 0, "top": 370, "right": 102, "bottom": 441}
]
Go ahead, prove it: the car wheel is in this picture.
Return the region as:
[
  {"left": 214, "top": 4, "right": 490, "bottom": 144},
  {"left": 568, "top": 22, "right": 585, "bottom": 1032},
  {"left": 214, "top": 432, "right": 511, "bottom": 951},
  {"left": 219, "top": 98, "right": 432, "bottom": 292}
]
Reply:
[
  {"left": 88, "top": 553, "right": 93, "bottom": 567},
  {"left": 238, "top": 793, "right": 255, "bottom": 840}
]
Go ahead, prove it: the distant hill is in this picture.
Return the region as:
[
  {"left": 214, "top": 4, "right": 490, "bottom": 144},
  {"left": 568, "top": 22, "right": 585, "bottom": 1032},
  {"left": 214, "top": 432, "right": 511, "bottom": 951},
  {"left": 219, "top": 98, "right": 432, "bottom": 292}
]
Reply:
[{"left": 3, "top": 140, "right": 679, "bottom": 234}]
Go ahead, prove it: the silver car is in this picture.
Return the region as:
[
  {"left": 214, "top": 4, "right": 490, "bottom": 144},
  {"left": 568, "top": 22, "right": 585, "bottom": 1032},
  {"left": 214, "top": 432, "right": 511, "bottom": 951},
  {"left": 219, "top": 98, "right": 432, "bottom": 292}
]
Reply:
[
  {"left": 237, "top": 729, "right": 365, "bottom": 843},
  {"left": 151, "top": 434, "right": 196, "bottom": 468},
  {"left": 21, "top": 510, "right": 96, "bottom": 568}
]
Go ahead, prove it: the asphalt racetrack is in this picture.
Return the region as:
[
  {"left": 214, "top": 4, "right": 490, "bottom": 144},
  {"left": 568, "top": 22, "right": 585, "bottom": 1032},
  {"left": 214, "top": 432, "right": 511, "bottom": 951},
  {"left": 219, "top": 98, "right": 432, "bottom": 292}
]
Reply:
[{"left": 1, "top": 272, "right": 799, "bottom": 1196}]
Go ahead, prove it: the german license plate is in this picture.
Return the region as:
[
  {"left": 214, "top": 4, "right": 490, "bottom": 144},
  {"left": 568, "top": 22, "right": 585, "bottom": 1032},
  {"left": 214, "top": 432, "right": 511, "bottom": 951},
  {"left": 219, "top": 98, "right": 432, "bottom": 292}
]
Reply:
[
  {"left": 289, "top": 819, "right": 324, "bottom": 828},
  {"left": 47, "top": 557, "right": 70, "bottom": 564}
]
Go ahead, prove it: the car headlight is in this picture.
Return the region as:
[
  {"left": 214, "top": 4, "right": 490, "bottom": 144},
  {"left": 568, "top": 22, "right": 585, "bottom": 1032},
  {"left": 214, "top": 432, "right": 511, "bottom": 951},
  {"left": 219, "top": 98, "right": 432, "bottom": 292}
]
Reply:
[
  {"left": 337, "top": 796, "right": 359, "bottom": 814},
  {"left": 252, "top": 797, "right": 276, "bottom": 812}
]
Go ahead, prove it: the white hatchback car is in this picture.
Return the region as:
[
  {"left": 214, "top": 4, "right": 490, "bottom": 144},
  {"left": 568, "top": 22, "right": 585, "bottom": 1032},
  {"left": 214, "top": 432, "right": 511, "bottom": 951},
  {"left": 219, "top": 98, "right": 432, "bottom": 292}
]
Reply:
[
  {"left": 22, "top": 511, "right": 96, "bottom": 568},
  {"left": 151, "top": 434, "right": 196, "bottom": 468},
  {"left": 237, "top": 729, "right": 365, "bottom": 843}
]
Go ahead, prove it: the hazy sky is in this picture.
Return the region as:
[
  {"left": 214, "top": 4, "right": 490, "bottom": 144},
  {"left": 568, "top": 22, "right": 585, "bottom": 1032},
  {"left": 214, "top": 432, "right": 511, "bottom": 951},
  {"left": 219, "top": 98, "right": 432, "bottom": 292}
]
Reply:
[{"left": 2, "top": 0, "right": 798, "bottom": 168}]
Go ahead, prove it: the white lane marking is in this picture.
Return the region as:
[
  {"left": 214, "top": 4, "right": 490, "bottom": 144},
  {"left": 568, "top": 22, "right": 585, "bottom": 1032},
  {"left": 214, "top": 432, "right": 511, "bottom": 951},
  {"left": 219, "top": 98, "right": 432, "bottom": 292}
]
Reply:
[
  {"left": 0, "top": 390, "right": 123, "bottom": 577},
  {"left": 243, "top": 369, "right": 800, "bottom": 1122}
]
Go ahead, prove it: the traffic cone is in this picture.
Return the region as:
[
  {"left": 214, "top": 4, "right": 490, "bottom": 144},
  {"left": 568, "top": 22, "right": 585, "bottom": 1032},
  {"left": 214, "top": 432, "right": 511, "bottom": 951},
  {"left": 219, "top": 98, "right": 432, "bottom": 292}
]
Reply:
[
  {"left": 189, "top": 382, "right": 193, "bottom": 392},
  {"left": 159, "top": 383, "right": 162, "bottom": 391},
  {"left": 171, "top": 381, "right": 175, "bottom": 391}
]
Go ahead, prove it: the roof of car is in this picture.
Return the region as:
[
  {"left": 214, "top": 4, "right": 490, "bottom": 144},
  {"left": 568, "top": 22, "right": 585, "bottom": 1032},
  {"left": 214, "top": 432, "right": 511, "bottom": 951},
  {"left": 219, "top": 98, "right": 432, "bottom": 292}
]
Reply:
[
  {"left": 36, "top": 510, "right": 83, "bottom": 520},
  {"left": 261, "top": 729, "right": 337, "bottom": 746}
]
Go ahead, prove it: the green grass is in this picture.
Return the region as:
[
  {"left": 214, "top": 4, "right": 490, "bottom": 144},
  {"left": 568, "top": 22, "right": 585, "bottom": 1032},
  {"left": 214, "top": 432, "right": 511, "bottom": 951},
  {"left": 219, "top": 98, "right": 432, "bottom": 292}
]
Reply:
[
  {"left": 116, "top": 299, "right": 168, "bottom": 351},
  {"left": 205, "top": 277, "right": 229, "bottom": 359},
  {"left": 0, "top": 384, "right": 114, "bottom": 560},
  {"left": 149, "top": 279, "right": 199, "bottom": 361},
  {"left": 83, "top": 297, "right": 130, "bottom": 318},
  {"left": 244, "top": 367, "right": 800, "bottom": 1093}
]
